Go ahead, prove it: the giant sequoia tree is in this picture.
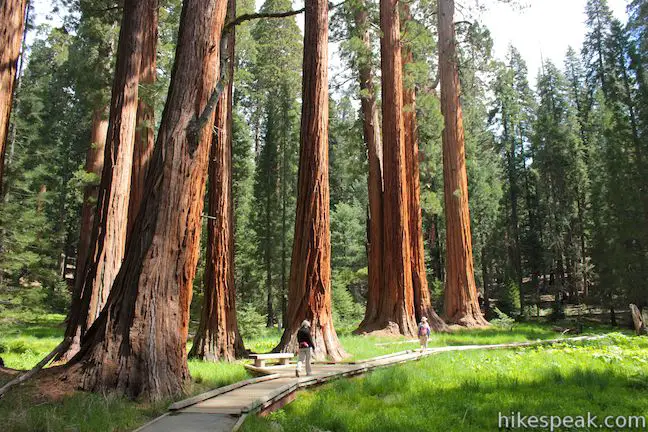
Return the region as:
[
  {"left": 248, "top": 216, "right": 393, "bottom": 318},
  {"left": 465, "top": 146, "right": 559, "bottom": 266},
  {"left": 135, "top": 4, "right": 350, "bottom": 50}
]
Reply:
[
  {"left": 62, "top": 0, "right": 229, "bottom": 400},
  {"left": 61, "top": 0, "right": 154, "bottom": 359},
  {"left": 438, "top": 0, "right": 488, "bottom": 327},
  {"left": 189, "top": 0, "right": 246, "bottom": 362},
  {"left": 128, "top": 0, "right": 159, "bottom": 239},
  {"left": 365, "top": 0, "right": 418, "bottom": 336},
  {"left": 346, "top": 0, "right": 385, "bottom": 333},
  {"left": 401, "top": 2, "right": 446, "bottom": 331},
  {"left": 276, "top": 0, "right": 346, "bottom": 360},
  {"left": 0, "top": 0, "right": 28, "bottom": 188},
  {"left": 72, "top": 108, "right": 107, "bottom": 327}
]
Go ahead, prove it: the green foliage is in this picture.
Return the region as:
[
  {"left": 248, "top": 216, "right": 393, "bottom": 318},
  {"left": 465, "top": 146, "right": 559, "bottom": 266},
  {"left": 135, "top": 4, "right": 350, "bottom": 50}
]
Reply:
[
  {"left": 489, "top": 307, "right": 516, "bottom": 330},
  {"left": 331, "top": 268, "right": 365, "bottom": 328},
  {"left": 497, "top": 280, "right": 521, "bottom": 316},
  {"left": 237, "top": 303, "right": 268, "bottom": 340},
  {"left": 246, "top": 2, "right": 303, "bottom": 324}
]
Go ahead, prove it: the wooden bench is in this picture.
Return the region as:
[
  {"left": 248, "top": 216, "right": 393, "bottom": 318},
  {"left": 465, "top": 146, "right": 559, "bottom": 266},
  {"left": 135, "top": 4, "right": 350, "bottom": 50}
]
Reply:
[{"left": 249, "top": 353, "right": 294, "bottom": 368}]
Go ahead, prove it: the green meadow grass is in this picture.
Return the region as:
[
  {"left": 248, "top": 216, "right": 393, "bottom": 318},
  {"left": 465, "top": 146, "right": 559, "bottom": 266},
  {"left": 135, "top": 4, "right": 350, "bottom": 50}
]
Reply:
[
  {"left": 0, "top": 308, "right": 630, "bottom": 432},
  {"left": 243, "top": 334, "right": 648, "bottom": 432}
]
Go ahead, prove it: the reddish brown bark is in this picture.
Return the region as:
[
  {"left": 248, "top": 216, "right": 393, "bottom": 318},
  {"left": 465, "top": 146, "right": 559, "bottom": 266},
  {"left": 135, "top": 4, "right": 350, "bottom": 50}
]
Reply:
[
  {"left": 127, "top": 0, "right": 158, "bottom": 240},
  {"left": 363, "top": 0, "right": 417, "bottom": 336},
  {"left": 0, "top": 0, "right": 28, "bottom": 188},
  {"left": 62, "top": 0, "right": 229, "bottom": 401},
  {"left": 438, "top": 0, "right": 488, "bottom": 327},
  {"left": 189, "top": 0, "right": 245, "bottom": 362},
  {"left": 72, "top": 0, "right": 150, "bottom": 346},
  {"left": 77, "top": 109, "right": 108, "bottom": 285},
  {"left": 353, "top": 3, "right": 384, "bottom": 333},
  {"left": 400, "top": 3, "right": 447, "bottom": 331},
  {"left": 58, "top": 109, "right": 108, "bottom": 361},
  {"left": 276, "top": 0, "right": 346, "bottom": 360},
  {"left": 59, "top": 0, "right": 150, "bottom": 361}
]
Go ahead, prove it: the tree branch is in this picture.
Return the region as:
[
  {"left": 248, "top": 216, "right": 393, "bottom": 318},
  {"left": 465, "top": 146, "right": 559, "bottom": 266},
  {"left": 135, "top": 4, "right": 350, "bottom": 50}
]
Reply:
[
  {"left": 193, "top": 0, "right": 349, "bottom": 145},
  {"left": 224, "top": 0, "right": 348, "bottom": 31},
  {"left": 224, "top": 7, "right": 305, "bottom": 30}
]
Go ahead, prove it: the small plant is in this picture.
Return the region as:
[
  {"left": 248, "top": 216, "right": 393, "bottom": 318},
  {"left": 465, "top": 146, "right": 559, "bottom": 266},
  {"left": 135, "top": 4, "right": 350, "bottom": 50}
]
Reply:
[
  {"left": 490, "top": 307, "right": 515, "bottom": 330},
  {"left": 497, "top": 279, "right": 521, "bottom": 316},
  {"left": 8, "top": 340, "right": 29, "bottom": 354},
  {"left": 549, "top": 298, "right": 566, "bottom": 322}
]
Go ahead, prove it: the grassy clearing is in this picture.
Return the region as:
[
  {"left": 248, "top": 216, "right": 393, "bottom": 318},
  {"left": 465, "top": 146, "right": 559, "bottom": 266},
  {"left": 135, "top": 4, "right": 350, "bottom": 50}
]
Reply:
[
  {"left": 0, "top": 308, "right": 625, "bottom": 432},
  {"left": 243, "top": 334, "right": 648, "bottom": 432}
]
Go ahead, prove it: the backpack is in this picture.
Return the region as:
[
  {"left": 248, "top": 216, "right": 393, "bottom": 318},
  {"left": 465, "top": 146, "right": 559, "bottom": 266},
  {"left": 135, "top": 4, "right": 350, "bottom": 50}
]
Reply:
[{"left": 418, "top": 325, "right": 428, "bottom": 337}]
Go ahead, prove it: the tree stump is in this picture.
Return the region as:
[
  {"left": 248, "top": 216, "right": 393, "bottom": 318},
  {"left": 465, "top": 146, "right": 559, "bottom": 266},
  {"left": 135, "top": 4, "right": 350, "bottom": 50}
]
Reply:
[{"left": 630, "top": 304, "right": 647, "bottom": 335}]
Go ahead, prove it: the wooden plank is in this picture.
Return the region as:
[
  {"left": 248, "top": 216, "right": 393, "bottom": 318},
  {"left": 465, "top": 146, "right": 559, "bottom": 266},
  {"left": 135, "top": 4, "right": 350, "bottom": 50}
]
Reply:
[
  {"left": 231, "top": 414, "right": 248, "bottom": 432},
  {"left": 168, "top": 374, "right": 280, "bottom": 411},
  {"left": 241, "top": 382, "right": 298, "bottom": 413}
]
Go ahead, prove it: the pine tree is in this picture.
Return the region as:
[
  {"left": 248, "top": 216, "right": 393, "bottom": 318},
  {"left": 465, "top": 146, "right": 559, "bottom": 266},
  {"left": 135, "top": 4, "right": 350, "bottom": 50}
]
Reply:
[
  {"left": 250, "top": 0, "right": 302, "bottom": 326},
  {"left": 534, "top": 61, "right": 588, "bottom": 308}
]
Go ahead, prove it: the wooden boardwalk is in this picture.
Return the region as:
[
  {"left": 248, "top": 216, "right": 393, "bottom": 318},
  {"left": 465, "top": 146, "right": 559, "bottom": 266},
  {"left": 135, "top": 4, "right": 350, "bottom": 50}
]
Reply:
[{"left": 136, "top": 335, "right": 603, "bottom": 432}]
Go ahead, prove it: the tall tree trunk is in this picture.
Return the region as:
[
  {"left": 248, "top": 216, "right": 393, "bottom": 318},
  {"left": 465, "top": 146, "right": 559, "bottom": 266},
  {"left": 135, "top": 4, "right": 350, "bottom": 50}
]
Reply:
[
  {"left": 189, "top": 0, "right": 245, "bottom": 362},
  {"left": 275, "top": 0, "right": 346, "bottom": 360},
  {"left": 438, "top": 0, "right": 488, "bottom": 327},
  {"left": 265, "top": 194, "right": 274, "bottom": 327},
  {"left": 127, "top": 0, "right": 158, "bottom": 240},
  {"left": 61, "top": 0, "right": 151, "bottom": 358},
  {"left": 401, "top": 2, "right": 446, "bottom": 331},
  {"left": 62, "top": 0, "right": 229, "bottom": 401},
  {"left": 366, "top": 0, "right": 417, "bottom": 336},
  {"left": 7, "top": 2, "right": 29, "bottom": 167},
  {"left": 507, "top": 132, "right": 523, "bottom": 293},
  {"left": 59, "top": 109, "right": 108, "bottom": 361},
  {"left": 353, "top": 2, "right": 384, "bottom": 333},
  {"left": 0, "top": 0, "right": 28, "bottom": 189},
  {"left": 61, "top": 0, "right": 149, "bottom": 362}
]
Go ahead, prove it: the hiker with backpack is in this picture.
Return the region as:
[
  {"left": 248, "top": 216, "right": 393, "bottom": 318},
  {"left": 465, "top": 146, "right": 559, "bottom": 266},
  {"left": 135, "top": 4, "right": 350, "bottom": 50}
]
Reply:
[
  {"left": 418, "top": 317, "right": 431, "bottom": 351},
  {"left": 296, "top": 320, "right": 315, "bottom": 377}
]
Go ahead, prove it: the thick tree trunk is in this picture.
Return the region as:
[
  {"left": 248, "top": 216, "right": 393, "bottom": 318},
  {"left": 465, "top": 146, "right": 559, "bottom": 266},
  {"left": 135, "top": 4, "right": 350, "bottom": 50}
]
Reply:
[
  {"left": 353, "top": 3, "right": 384, "bottom": 333},
  {"left": 438, "top": 0, "right": 488, "bottom": 327},
  {"left": 62, "top": 0, "right": 229, "bottom": 401},
  {"left": 127, "top": 0, "right": 158, "bottom": 240},
  {"left": 364, "top": 0, "right": 417, "bottom": 336},
  {"left": 189, "top": 0, "right": 245, "bottom": 362},
  {"left": 72, "top": 0, "right": 151, "bottom": 345},
  {"left": 57, "top": 0, "right": 149, "bottom": 360},
  {"left": 275, "top": 0, "right": 346, "bottom": 360},
  {"left": 59, "top": 109, "right": 108, "bottom": 361},
  {"left": 0, "top": 0, "right": 28, "bottom": 188},
  {"left": 401, "top": 3, "right": 446, "bottom": 332}
]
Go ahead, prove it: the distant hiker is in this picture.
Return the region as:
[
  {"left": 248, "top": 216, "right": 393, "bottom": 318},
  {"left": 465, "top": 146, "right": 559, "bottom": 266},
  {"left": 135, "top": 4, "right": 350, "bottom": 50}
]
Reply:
[
  {"left": 296, "top": 320, "right": 315, "bottom": 377},
  {"left": 0, "top": 357, "right": 4, "bottom": 368},
  {"left": 418, "top": 317, "right": 431, "bottom": 351}
]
